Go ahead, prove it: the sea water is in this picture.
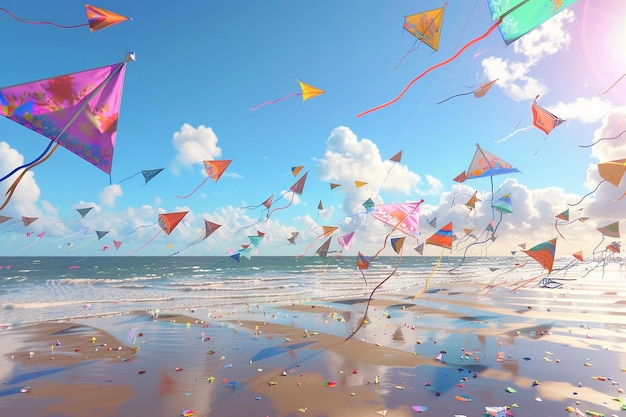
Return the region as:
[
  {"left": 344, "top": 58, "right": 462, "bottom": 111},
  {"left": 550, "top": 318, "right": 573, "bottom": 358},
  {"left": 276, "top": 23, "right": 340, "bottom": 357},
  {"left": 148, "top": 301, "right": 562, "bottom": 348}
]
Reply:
[{"left": 0, "top": 255, "right": 620, "bottom": 325}]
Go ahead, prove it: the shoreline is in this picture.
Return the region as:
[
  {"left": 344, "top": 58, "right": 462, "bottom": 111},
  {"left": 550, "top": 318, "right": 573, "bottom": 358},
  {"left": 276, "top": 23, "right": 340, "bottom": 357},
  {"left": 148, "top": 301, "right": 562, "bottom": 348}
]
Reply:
[{"left": 2, "top": 277, "right": 626, "bottom": 416}]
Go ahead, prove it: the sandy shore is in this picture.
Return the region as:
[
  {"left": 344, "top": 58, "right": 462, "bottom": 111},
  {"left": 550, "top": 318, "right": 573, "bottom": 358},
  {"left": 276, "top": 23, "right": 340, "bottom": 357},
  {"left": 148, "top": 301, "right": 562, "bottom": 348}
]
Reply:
[{"left": 1, "top": 277, "right": 626, "bottom": 417}]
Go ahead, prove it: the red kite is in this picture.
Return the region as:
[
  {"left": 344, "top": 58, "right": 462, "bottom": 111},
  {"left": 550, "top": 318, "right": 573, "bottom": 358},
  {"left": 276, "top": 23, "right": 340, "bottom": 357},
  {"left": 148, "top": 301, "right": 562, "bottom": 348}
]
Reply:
[
  {"left": 0, "top": 4, "right": 129, "bottom": 32},
  {"left": 177, "top": 160, "right": 232, "bottom": 199}
]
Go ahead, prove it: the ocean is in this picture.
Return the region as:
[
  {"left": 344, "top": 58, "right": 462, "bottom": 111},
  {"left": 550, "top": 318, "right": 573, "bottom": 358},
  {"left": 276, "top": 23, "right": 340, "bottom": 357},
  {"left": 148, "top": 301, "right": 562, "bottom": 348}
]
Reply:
[{"left": 0, "top": 255, "right": 617, "bottom": 326}]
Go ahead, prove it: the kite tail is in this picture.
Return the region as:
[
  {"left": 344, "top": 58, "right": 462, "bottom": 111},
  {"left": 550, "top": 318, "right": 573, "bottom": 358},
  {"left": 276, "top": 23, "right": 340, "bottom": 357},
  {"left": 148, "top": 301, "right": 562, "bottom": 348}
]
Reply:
[
  {"left": 17, "top": 235, "right": 44, "bottom": 252},
  {"left": 346, "top": 248, "right": 403, "bottom": 341},
  {"left": 509, "top": 271, "right": 546, "bottom": 292},
  {"left": 578, "top": 129, "right": 626, "bottom": 148},
  {"left": 0, "top": 8, "right": 89, "bottom": 28},
  {"left": 0, "top": 143, "right": 60, "bottom": 211},
  {"left": 250, "top": 92, "right": 298, "bottom": 111},
  {"left": 69, "top": 237, "right": 97, "bottom": 251},
  {"left": 359, "top": 268, "right": 368, "bottom": 287},
  {"left": 616, "top": 190, "right": 626, "bottom": 201},
  {"left": 554, "top": 220, "right": 565, "bottom": 240},
  {"left": 436, "top": 91, "right": 473, "bottom": 105},
  {"left": 412, "top": 247, "right": 444, "bottom": 300},
  {"left": 599, "top": 73, "right": 626, "bottom": 95},
  {"left": 295, "top": 232, "right": 321, "bottom": 259},
  {"left": 494, "top": 125, "right": 533, "bottom": 143},
  {"left": 356, "top": 17, "right": 503, "bottom": 118},
  {"left": 0, "top": 140, "right": 55, "bottom": 182},
  {"left": 567, "top": 180, "right": 604, "bottom": 207},
  {"left": 266, "top": 193, "right": 295, "bottom": 220},
  {"left": 176, "top": 176, "right": 211, "bottom": 199},
  {"left": 394, "top": 42, "right": 422, "bottom": 70},
  {"left": 127, "top": 230, "right": 162, "bottom": 254},
  {"left": 474, "top": 263, "right": 525, "bottom": 300}
]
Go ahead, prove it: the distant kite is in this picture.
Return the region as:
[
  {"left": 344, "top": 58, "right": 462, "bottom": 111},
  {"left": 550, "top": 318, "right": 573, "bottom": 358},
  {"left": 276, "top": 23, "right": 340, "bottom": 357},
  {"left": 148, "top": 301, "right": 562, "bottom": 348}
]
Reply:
[
  {"left": 129, "top": 211, "right": 189, "bottom": 254},
  {"left": 437, "top": 79, "right": 498, "bottom": 104},
  {"left": 118, "top": 168, "right": 164, "bottom": 186},
  {"left": 177, "top": 160, "right": 232, "bottom": 198},
  {"left": 0, "top": 4, "right": 129, "bottom": 32},
  {"left": 251, "top": 80, "right": 325, "bottom": 111}
]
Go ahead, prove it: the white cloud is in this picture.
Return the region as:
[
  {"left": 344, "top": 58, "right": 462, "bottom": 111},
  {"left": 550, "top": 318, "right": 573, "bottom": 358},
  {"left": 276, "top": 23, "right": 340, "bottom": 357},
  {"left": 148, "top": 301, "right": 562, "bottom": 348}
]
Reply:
[
  {"left": 482, "top": 9, "right": 575, "bottom": 101},
  {"left": 171, "top": 124, "right": 222, "bottom": 174},
  {"left": 547, "top": 97, "right": 613, "bottom": 125},
  {"left": 0, "top": 141, "right": 41, "bottom": 215},
  {"left": 315, "top": 126, "right": 436, "bottom": 201},
  {"left": 100, "top": 184, "right": 123, "bottom": 207}
]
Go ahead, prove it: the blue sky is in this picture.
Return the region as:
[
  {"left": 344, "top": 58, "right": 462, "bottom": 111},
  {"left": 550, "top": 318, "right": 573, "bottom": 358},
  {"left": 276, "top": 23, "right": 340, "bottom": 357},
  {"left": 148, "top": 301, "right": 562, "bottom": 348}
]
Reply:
[{"left": 0, "top": 0, "right": 624, "bottom": 259}]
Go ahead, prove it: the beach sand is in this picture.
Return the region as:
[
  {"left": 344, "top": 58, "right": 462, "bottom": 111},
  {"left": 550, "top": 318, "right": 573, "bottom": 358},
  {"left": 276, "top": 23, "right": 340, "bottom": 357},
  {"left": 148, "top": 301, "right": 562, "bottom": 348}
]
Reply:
[{"left": 1, "top": 277, "right": 626, "bottom": 417}]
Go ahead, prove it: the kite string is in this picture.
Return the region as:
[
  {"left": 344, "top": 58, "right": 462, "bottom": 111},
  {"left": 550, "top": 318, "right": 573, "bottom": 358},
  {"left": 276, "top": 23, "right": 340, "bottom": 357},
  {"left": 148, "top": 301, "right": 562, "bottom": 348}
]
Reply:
[
  {"left": 250, "top": 92, "right": 299, "bottom": 111},
  {"left": 356, "top": 17, "right": 503, "bottom": 118},
  {"left": 578, "top": 129, "right": 626, "bottom": 148},
  {"left": 599, "top": 73, "right": 626, "bottom": 95},
  {"left": 265, "top": 193, "right": 295, "bottom": 220},
  {"left": 436, "top": 91, "right": 473, "bottom": 105},
  {"left": 0, "top": 7, "right": 89, "bottom": 28},
  {"left": 567, "top": 180, "right": 605, "bottom": 206},
  {"left": 412, "top": 247, "right": 444, "bottom": 300},
  {"left": 127, "top": 229, "right": 162, "bottom": 254},
  {"left": 176, "top": 176, "right": 210, "bottom": 199},
  {"left": 346, "top": 247, "right": 404, "bottom": 341}
]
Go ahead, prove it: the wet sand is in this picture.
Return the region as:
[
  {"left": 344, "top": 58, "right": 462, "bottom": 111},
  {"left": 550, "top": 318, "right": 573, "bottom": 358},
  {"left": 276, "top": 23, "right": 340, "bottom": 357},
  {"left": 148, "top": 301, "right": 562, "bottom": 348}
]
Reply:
[{"left": 1, "top": 276, "right": 626, "bottom": 417}]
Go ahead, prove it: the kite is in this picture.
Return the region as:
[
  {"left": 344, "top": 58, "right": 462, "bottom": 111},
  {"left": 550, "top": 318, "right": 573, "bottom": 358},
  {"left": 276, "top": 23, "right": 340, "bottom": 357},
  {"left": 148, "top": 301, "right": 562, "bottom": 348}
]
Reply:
[
  {"left": 266, "top": 171, "right": 308, "bottom": 219},
  {"left": 370, "top": 200, "right": 423, "bottom": 239},
  {"left": 76, "top": 207, "right": 94, "bottom": 218},
  {"left": 171, "top": 220, "right": 221, "bottom": 256},
  {"left": 296, "top": 225, "right": 338, "bottom": 258},
  {"left": 357, "top": 0, "right": 577, "bottom": 117},
  {"left": 492, "top": 193, "right": 512, "bottom": 214},
  {"left": 287, "top": 231, "right": 299, "bottom": 245},
  {"left": 383, "top": 150, "right": 403, "bottom": 184},
  {"left": 414, "top": 242, "right": 424, "bottom": 255},
  {"left": 250, "top": 80, "right": 325, "bottom": 111},
  {"left": 464, "top": 191, "right": 481, "bottom": 218},
  {"left": 18, "top": 230, "right": 46, "bottom": 252},
  {"left": 117, "top": 168, "right": 164, "bottom": 186},
  {"left": 0, "top": 53, "right": 135, "bottom": 210},
  {"left": 437, "top": 79, "right": 498, "bottom": 104},
  {"left": 291, "top": 166, "right": 304, "bottom": 177},
  {"left": 68, "top": 229, "right": 109, "bottom": 250},
  {"left": 532, "top": 96, "right": 565, "bottom": 135},
  {"left": 395, "top": 4, "right": 446, "bottom": 69},
  {"left": 572, "top": 250, "right": 583, "bottom": 262},
  {"left": 606, "top": 241, "right": 621, "bottom": 254},
  {"left": 510, "top": 237, "right": 557, "bottom": 291},
  {"left": 129, "top": 211, "right": 189, "bottom": 254},
  {"left": 554, "top": 209, "right": 569, "bottom": 239},
  {"left": 315, "top": 237, "right": 332, "bottom": 258},
  {"left": 177, "top": 160, "right": 232, "bottom": 199},
  {"left": 0, "top": 4, "right": 129, "bottom": 32},
  {"left": 337, "top": 231, "right": 355, "bottom": 252},
  {"left": 356, "top": 252, "right": 370, "bottom": 271},
  {"left": 456, "top": 143, "right": 520, "bottom": 183},
  {"left": 569, "top": 158, "right": 626, "bottom": 206}
]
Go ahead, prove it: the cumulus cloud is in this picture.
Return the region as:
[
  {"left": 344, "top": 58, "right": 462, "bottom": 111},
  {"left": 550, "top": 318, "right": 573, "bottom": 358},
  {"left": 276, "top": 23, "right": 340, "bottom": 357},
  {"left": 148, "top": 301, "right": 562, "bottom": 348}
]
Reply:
[
  {"left": 171, "top": 124, "right": 222, "bottom": 174},
  {"left": 315, "top": 126, "right": 437, "bottom": 200},
  {"left": 0, "top": 141, "right": 41, "bottom": 215},
  {"left": 100, "top": 184, "right": 123, "bottom": 207},
  {"left": 419, "top": 178, "right": 600, "bottom": 256},
  {"left": 482, "top": 9, "right": 575, "bottom": 101}
]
